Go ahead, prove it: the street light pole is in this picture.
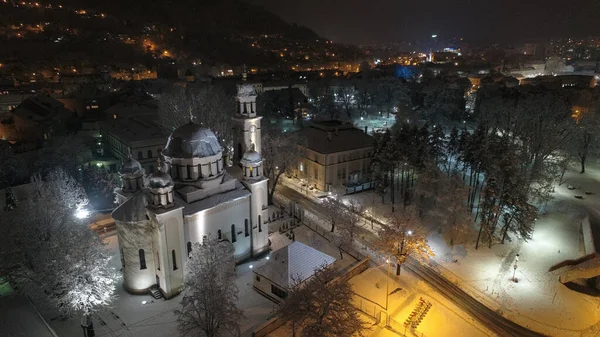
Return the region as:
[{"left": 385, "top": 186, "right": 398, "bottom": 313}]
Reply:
[
  {"left": 512, "top": 254, "right": 520, "bottom": 282},
  {"left": 385, "top": 257, "right": 390, "bottom": 311}
]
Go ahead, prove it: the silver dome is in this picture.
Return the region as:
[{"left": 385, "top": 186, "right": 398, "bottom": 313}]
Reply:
[
  {"left": 148, "top": 171, "right": 174, "bottom": 188},
  {"left": 241, "top": 150, "right": 262, "bottom": 165},
  {"left": 149, "top": 162, "right": 174, "bottom": 188},
  {"left": 162, "top": 122, "right": 222, "bottom": 159},
  {"left": 121, "top": 156, "right": 142, "bottom": 175}
]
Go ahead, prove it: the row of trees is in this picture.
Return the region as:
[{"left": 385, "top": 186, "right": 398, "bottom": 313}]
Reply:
[{"left": 371, "top": 84, "right": 600, "bottom": 249}]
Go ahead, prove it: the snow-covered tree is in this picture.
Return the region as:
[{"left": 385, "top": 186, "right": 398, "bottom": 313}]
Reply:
[
  {"left": 0, "top": 168, "right": 116, "bottom": 317},
  {"left": 378, "top": 206, "right": 434, "bottom": 275},
  {"left": 321, "top": 197, "right": 346, "bottom": 233},
  {"left": 333, "top": 200, "right": 364, "bottom": 259},
  {"left": 174, "top": 238, "right": 244, "bottom": 337},
  {"left": 278, "top": 265, "right": 368, "bottom": 337}
]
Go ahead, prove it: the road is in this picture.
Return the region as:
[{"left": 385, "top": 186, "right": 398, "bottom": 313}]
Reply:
[{"left": 277, "top": 184, "right": 547, "bottom": 337}]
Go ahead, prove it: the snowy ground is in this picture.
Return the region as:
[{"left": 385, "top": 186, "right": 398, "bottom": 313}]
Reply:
[
  {"left": 282, "top": 157, "right": 600, "bottom": 336},
  {"left": 425, "top": 162, "right": 600, "bottom": 337},
  {"left": 339, "top": 161, "right": 600, "bottom": 337}
]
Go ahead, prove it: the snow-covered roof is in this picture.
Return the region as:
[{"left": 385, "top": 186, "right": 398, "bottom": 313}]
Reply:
[
  {"left": 163, "top": 122, "right": 222, "bottom": 159},
  {"left": 177, "top": 178, "right": 251, "bottom": 217},
  {"left": 112, "top": 192, "right": 148, "bottom": 223},
  {"left": 254, "top": 241, "right": 336, "bottom": 289}
]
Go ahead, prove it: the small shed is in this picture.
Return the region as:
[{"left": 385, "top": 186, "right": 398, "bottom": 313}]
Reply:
[{"left": 253, "top": 241, "right": 336, "bottom": 302}]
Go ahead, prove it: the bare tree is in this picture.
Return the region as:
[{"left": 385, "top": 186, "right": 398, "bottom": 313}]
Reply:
[
  {"left": 334, "top": 86, "right": 357, "bottom": 119},
  {"left": 373, "top": 77, "right": 408, "bottom": 118},
  {"left": 261, "top": 130, "right": 305, "bottom": 204},
  {"left": 34, "top": 135, "right": 93, "bottom": 177},
  {"left": 378, "top": 206, "right": 434, "bottom": 275},
  {"left": 278, "top": 265, "right": 368, "bottom": 337},
  {"left": 158, "top": 85, "right": 235, "bottom": 154},
  {"left": 568, "top": 105, "right": 600, "bottom": 173},
  {"left": 333, "top": 200, "right": 364, "bottom": 259},
  {"left": 321, "top": 197, "right": 346, "bottom": 233},
  {"left": 0, "top": 169, "right": 117, "bottom": 318},
  {"left": 175, "top": 238, "right": 244, "bottom": 337}
]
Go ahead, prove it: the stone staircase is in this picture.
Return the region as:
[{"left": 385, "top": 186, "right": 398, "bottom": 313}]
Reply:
[{"left": 149, "top": 285, "right": 163, "bottom": 299}]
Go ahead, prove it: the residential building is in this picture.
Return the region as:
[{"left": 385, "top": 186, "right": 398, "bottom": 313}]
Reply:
[{"left": 295, "top": 120, "right": 374, "bottom": 192}]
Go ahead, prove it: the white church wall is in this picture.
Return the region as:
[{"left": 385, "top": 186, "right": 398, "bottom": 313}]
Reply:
[
  {"left": 183, "top": 195, "right": 253, "bottom": 262},
  {"left": 156, "top": 209, "right": 185, "bottom": 299},
  {"left": 248, "top": 181, "right": 270, "bottom": 256},
  {"left": 116, "top": 220, "right": 157, "bottom": 294}
]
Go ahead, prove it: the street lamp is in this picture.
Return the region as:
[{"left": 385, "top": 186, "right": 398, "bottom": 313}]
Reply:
[
  {"left": 385, "top": 256, "right": 394, "bottom": 312},
  {"left": 396, "top": 230, "right": 412, "bottom": 276},
  {"left": 512, "top": 254, "right": 520, "bottom": 282}
]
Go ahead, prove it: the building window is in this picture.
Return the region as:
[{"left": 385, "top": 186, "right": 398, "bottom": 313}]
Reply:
[
  {"left": 138, "top": 151, "right": 143, "bottom": 159},
  {"left": 231, "top": 224, "right": 237, "bottom": 243},
  {"left": 245, "top": 220, "right": 249, "bottom": 237},
  {"left": 258, "top": 215, "right": 262, "bottom": 232},
  {"left": 149, "top": 165, "right": 154, "bottom": 173},
  {"left": 172, "top": 250, "right": 178, "bottom": 270},
  {"left": 271, "top": 284, "right": 287, "bottom": 299},
  {"left": 148, "top": 150, "right": 153, "bottom": 158},
  {"left": 187, "top": 242, "right": 192, "bottom": 257},
  {"left": 217, "top": 229, "right": 222, "bottom": 240},
  {"left": 139, "top": 249, "right": 147, "bottom": 270},
  {"left": 255, "top": 275, "right": 261, "bottom": 282}
]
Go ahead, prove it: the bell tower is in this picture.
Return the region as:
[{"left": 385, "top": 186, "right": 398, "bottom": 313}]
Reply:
[{"left": 232, "top": 83, "right": 262, "bottom": 163}]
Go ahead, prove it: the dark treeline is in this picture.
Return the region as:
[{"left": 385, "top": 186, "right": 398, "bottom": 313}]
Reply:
[{"left": 371, "top": 79, "right": 600, "bottom": 249}]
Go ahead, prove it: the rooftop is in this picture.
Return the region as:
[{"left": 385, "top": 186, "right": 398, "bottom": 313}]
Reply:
[
  {"left": 296, "top": 120, "right": 374, "bottom": 154},
  {"left": 254, "top": 241, "right": 336, "bottom": 289}
]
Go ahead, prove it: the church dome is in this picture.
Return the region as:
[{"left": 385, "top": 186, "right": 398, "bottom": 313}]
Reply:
[
  {"left": 148, "top": 170, "right": 174, "bottom": 189},
  {"left": 241, "top": 150, "right": 262, "bottom": 165},
  {"left": 121, "top": 156, "right": 142, "bottom": 175},
  {"left": 163, "top": 122, "right": 222, "bottom": 159},
  {"left": 149, "top": 161, "right": 174, "bottom": 188}
]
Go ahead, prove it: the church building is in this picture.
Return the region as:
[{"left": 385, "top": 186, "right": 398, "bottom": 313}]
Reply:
[{"left": 111, "top": 84, "right": 269, "bottom": 299}]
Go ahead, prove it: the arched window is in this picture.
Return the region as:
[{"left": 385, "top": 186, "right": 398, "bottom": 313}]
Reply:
[
  {"left": 258, "top": 215, "right": 262, "bottom": 232},
  {"left": 231, "top": 224, "right": 237, "bottom": 243},
  {"left": 138, "top": 151, "right": 143, "bottom": 159},
  {"left": 187, "top": 242, "right": 192, "bottom": 257},
  {"left": 172, "top": 250, "right": 178, "bottom": 270},
  {"left": 139, "top": 249, "right": 147, "bottom": 270},
  {"left": 217, "top": 229, "right": 222, "bottom": 240},
  {"left": 245, "top": 219, "right": 249, "bottom": 237},
  {"left": 148, "top": 150, "right": 153, "bottom": 158}
]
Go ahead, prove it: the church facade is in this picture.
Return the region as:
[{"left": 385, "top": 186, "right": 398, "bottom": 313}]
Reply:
[{"left": 111, "top": 84, "right": 269, "bottom": 299}]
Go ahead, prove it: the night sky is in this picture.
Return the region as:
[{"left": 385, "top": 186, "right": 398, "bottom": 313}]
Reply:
[{"left": 250, "top": 0, "right": 600, "bottom": 45}]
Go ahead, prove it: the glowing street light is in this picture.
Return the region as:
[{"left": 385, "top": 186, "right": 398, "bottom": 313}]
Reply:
[{"left": 75, "top": 207, "right": 90, "bottom": 219}]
